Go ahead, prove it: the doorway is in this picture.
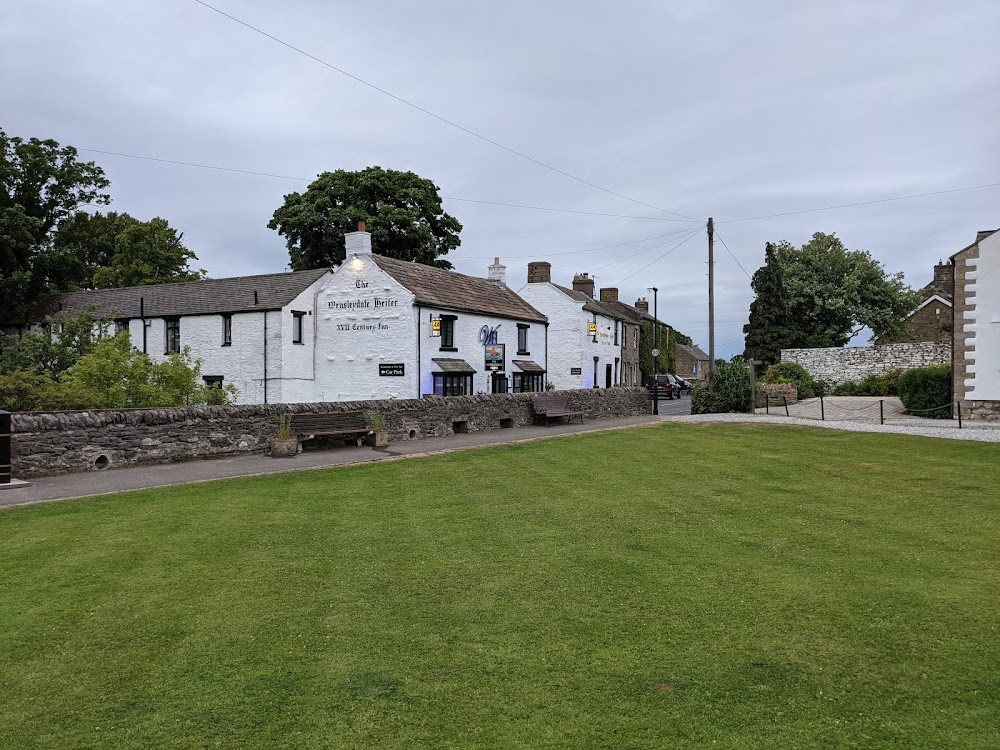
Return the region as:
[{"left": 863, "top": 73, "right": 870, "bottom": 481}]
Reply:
[{"left": 605, "top": 363, "right": 612, "bottom": 388}]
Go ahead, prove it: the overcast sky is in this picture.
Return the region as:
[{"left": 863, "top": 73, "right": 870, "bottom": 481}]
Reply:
[{"left": 6, "top": 1, "right": 999, "bottom": 358}]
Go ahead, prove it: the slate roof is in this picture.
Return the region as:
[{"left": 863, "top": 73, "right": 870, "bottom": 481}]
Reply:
[
  {"left": 550, "top": 284, "right": 633, "bottom": 320},
  {"left": 677, "top": 343, "right": 710, "bottom": 361},
  {"left": 949, "top": 229, "right": 999, "bottom": 261},
  {"left": 431, "top": 357, "right": 477, "bottom": 373},
  {"left": 21, "top": 268, "right": 330, "bottom": 323},
  {"left": 513, "top": 359, "right": 546, "bottom": 373},
  {"left": 371, "top": 255, "right": 546, "bottom": 323}
]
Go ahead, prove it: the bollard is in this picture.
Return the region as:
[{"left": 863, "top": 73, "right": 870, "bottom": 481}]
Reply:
[
  {"left": 765, "top": 395, "right": 769, "bottom": 415},
  {"left": 957, "top": 401, "right": 962, "bottom": 429},
  {"left": 820, "top": 395, "right": 825, "bottom": 421},
  {"left": 879, "top": 400, "right": 884, "bottom": 425},
  {"left": 0, "top": 410, "right": 10, "bottom": 484},
  {"left": 783, "top": 396, "right": 789, "bottom": 417}
]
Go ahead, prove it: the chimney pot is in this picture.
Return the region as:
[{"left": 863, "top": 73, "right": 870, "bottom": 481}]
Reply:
[
  {"left": 358, "top": 220, "right": 366, "bottom": 232},
  {"left": 572, "top": 272, "right": 595, "bottom": 298},
  {"left": 488, "top": 257, "right": 507, "bottom": 286},
  {"left": 527, "top": 261, "right": 552, "bottom": 284},
  {"left": 599, "top": 287, "right": 619, "bottom": 303}
]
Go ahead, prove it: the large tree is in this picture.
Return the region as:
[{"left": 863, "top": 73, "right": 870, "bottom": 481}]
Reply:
[
  {"left": 269, "top": 167, "right": 462, "bottom": 270},
  {"left": 1, "top": 130, "right": 110, "bottom": 321},
  {"left": 743, "top": 232, "right": 921, "bottom": 361}
]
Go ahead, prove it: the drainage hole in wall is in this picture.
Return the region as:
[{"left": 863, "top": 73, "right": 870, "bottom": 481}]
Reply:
[
  {"left": 500, "top": 418, "right": 514, "bottom": 429},
  {"left": 94, "top": 455, "right": 110, "bottom": 470},
  {"left": 408, "top": 429, "right": 417, "bottom": 439},
  {"left": 452, "top": 420, "right": 469, "bottom": 434}
]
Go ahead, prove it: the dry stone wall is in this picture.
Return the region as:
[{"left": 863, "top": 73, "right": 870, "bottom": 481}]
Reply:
[
  {"left": 759, "top": 383, "right": 797, "bottom": 405},
  {"left": 11, "top": 387, "right": 651, "bottom": 478},
  {"left": 780, "top": 342, "right": 949, "bottom": 386}
]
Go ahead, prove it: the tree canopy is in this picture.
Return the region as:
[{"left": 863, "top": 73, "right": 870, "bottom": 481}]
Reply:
[
  {"left": 1, "top": 129, "right": 207, "bottom": 323},
  {"left": 269, "top": 167, "right": 462, "bottom": 270},
  {"left": 743, "top": 232, "right": 921, "bottom": 365}
]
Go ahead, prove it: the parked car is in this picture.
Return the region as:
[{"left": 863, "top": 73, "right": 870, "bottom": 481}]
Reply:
[
  {"left": 674, "top": 376, "right": 694, "bottom": 395},
  {"left": 645, "top": 374, "right": 681, "bottom": 400}
]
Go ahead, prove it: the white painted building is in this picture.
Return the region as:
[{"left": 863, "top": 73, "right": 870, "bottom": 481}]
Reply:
[
  {"left": 16, "top": 227, "right": 549, "bottom": 404},
  {"left": 954, "top": 228, "right": 1000, "bottom": 409},
  {"left": 518, "top": 263, "right": 631, "bottom": 390}
]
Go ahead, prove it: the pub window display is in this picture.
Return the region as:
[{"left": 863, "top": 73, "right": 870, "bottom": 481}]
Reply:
[{"left": 432, "top": 372, "right": 472, "bottom": 396}]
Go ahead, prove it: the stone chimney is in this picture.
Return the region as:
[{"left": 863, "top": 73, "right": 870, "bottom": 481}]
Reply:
[
  {"left": 344, "top": 220, "right": 371, "bottom": 256},
  {"left": 487, "top": 257, "right": 507, "bottom": 286},
  {"left": 527, "top": 261, "right": 551, "bottom": 283},
  {"left": 925, "top": 262, "right": 954, "bottom": 299},
  {"left": 572, "top": 272, "right": 595, "bottom": 298},
  {"left": 635, "top": 297, "right": 649, "bottom": 313},
  {"left": 599, "top": 287, "right": 619, "bottom": 303}
]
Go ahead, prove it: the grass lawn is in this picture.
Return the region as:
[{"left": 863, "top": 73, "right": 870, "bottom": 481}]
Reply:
[{"left": 1, "top": 422, "right": 998, "bottom": 749}]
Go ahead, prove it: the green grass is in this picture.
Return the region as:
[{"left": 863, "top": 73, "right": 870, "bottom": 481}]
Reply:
[{"left": 1, "top": 423, "right": 998, "bottom": 749}]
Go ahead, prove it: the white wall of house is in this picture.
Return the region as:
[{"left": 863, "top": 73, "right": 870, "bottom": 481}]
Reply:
[
  {"left": 965, "top": 230, "right": 1000, "bottom": 400},
  {"left": 313, "top": 257, "right": 420, "bottom": 402},
  {"left": 518, "top": 282, "right": 621, "bottom": 389}
]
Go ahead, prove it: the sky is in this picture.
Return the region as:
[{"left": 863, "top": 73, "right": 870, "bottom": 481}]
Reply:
[{"left": 5, "top": 1, "right": 999, "bottom": 358}]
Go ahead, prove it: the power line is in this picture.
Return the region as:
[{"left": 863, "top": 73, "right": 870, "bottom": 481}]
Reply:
[
  {"left": 712, "top": 228, "right": 752, "bottom": 280},
  {"left": 192, "top": 0, "right": 698, "bottom": 222},
  {"left": 615, "top": 226, "right": 703, "bottom": 283},
  {"left": 591, "top": 225, "right": 703, "bottom": 272},
  {"left": 77, "top": 147, "right": 696, "bottom": 224},
  {"left": 718, "top": 183, "right": 1000, "bottom": 224}
]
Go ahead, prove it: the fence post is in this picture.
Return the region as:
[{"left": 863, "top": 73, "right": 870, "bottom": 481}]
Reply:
[
  {"left": 783, "top": 396, "right": 789, "bottom": 417},
  {"left": 879, "top": 400, "right": 884, "bottom": 425},
  {"left": 820, "top": 395, "right": 825, "bottom": 421},
  {"left": 0, "top": 410, "right": 10, "bottom": 484},
  {"left": 765, "top": 394, "right": 769, "bottom": 414},
  {"left": 957, "top": 401, "right": 962, "bottom": 429}
]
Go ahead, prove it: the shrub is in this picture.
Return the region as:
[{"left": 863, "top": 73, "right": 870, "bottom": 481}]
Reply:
[
  {"left": 763, "top": 362, "right": 819, "bottom": 399},
  {"left": 896, "top": 364, "right": 952, "bottom": 418},
  {"left": 692, "top": 358, "right": 754, "bottom": 414}
]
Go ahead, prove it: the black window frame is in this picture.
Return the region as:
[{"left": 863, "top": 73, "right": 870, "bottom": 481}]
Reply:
[
  {"left": 222, "top": 314, "right": 232, "bottom": 346},
  {"left": 292, "top": 311, "right": 305, "bottom": 345},
  {"left": 114, "top": 319, "right": 130, "bottom": 338},
  {"left": 614, "top": 321, "right": 619, "bottom": 345},
  {"left": 165, "top": 317, "right": 181, "bottom": 355},
  {"left": 513, "top": 373, "right": 544, "bottom": 393},
  {"left": 432, "top": 372, "right": 472, "bottom": 396},
  {"left": 439, "top": 315, "right": 457, "bottom": 351},
  {"left": 517, "top": 324, "right": 529, "bottom": 355},
  {"left": 202, "top": 375, "right": 224, "bottom": 390}
]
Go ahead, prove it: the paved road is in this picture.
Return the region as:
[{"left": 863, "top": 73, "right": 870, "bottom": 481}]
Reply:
[{"left": 1, "top": 396, "right": 690, "bottom": 508}]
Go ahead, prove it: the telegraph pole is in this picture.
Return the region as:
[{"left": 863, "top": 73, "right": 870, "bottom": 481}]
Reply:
[{"left": 707, "top": 217, "right": 715, "bottom": 381}]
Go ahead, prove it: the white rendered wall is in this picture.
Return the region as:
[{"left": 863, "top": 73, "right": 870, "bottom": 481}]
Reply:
[
  {"left": 313, "top": 257, "right": 421, "bottom": 401},
  {"left": 518, "top": 283, "right": 584, "bottom": 389},
  {"left": 417, "top": 305, "right": 546, "bottom": 396},
  {"left": 965, "top": 231, "right": 1000, "bottom": 399}
]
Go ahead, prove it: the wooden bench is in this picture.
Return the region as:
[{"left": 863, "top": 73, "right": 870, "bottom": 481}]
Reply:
[
  {"left": 289, "top": 412, "right": 372, "bottom": 447},
  {"left": 531, "top": 396, "right": 584, "bottom": 426}
]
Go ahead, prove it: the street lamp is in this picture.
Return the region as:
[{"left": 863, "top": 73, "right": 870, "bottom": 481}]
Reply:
[{"left": 648, "top": 287, "right": 659, "bottom": 415}]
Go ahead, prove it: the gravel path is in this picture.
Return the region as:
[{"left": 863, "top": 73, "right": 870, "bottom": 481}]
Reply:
[{"left": 662, "top": 412, "right": 1000, "bottom": 442}]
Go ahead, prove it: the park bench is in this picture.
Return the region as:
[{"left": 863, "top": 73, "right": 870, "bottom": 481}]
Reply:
[
  {"left": 531, "top": 395, "right": 585, "bottom": 426},
  {"left": 289, "top": 411, "right": 372, "bottom": 447}
]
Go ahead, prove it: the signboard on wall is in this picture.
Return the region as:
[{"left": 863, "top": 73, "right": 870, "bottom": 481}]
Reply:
[
  {"left": 485, "top": 344, "right": 505, "bottom": 371},
  {"left": 430, "top": 317, "right": 441, "bottom": 337},
  {"left": 588, "top": 322, "right": 597, "bottom": 336},
  {"left": 379, "top": 363, "right": 405, "bottom": 376},
  {"left": 570, "top": 367, "right": 582, "bottom": 375}
]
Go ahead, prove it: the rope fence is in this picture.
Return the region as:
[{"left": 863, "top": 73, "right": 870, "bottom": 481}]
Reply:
[{"left": 756, "top": 396, "right": 962, "bottom": 427}]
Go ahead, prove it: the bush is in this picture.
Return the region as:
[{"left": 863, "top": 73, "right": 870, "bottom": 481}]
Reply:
[
  {"left": 692, "top": 358, "right": 753, "bottom": 414},
  {"left": 896, "top": 364, "right": 952, "bottom": 418},
  {"left": 763, "top": 362, "right": 820, "bottom": 399}
]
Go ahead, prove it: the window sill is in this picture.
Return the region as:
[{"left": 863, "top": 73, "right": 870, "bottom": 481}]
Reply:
[
  {"left": 517, "top": 350, "right": 529, "bottom": 356},
  {"left": 221, "top": 342, "right": 232, "bottom": 347},
  {"left": 439, "top": 346, "right": 458, "bottom": 352},
  {"left": 292, "top": 341, "right": 304, "bottom": 345}
]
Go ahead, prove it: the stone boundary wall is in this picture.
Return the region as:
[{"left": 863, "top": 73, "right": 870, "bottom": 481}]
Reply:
[
  {"left": 11, "top": 387, "right": 651, "bottom": 478},
  {"left": 759, "top": 383, "right": 797, "bottom": 405},
  {"left": 961, "top": 400, "right": 1000, "bottom": 422},
  {"left": 780, "top": 342, "right": 949, "bottom": 386}
]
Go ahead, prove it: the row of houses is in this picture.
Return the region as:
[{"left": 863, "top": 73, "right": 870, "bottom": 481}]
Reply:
[{"left": 12, "top": 225, "right": 708, "bottom": 405}]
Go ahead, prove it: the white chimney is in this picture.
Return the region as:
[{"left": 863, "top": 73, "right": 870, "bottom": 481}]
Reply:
[
  {"left": 487, "top": 256, "right": 507, "bottom": 286},
  {"left": 345, "top": 220, "right": 372, "bottom": 256}
]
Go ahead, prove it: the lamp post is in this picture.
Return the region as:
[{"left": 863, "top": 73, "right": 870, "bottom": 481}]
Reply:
[{"left": 648, "top": 287, "right": 659, "bottom": 415}]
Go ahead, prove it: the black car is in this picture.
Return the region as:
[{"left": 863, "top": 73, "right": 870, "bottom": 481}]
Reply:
[
  {"left": 674, "top": 376, "right": 694, "bottom": 395},
  {"left": 645, "top": 374, "right": 681, "bottom": 400}
]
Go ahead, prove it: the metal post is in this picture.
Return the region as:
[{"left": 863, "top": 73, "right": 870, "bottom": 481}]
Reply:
[
  {"left": 957, "top": 401, "right": 962, "bottom": 429},
  {"left": 0, "top": 410, "right": 10, "bottom": 484},
  {"left": 783, "top": 396, "right": 789, "bottom": 417},
  {"left": 879, "top": 400, "right": 884, "bottom": 425},
  {"left": 748, "top": 358, "right": 757, "bottom": 413},
  {"left": 820, "top": 395, "right": 825, "bottom": 421},
  {"left": 707, "top": 217, "right": 715, "bottom": 382},
  {"left": 765, "top": 394, "right": 769, "bottom": 414}
]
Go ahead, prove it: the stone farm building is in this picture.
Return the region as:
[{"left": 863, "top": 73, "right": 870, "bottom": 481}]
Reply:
[{"left": 952, "top": 228, "right": 1000, "bottom": 419}]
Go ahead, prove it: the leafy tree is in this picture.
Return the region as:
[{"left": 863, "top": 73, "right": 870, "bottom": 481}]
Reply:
[
  {"left": 1, "top": 130, "right": 110, "bottom": 321},
  {"left": 691, "top": 358, "right": 753, "bottom": 414},
  {"left": 743, "top": 233, "right": 921, "bottom": 357},
  {"left": 743, "top": 242, "right": 795, "bottom": 367},
  {"left": 87, "top": 215, "right": 206, "bottom": 288},
  {"left": 0, "top": 309, "right": 110, "bottom": 376},
  {"left": 269, "top": 167, "right": 462, "bottom": 270}
]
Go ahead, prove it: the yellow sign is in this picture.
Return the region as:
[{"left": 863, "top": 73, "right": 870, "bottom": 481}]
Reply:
[
  {"left": 431, "top": 318, "right": 441, "bottom": 337},
  {"left": 588, "top": 322, "right": 597, "bottom": 335}
]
